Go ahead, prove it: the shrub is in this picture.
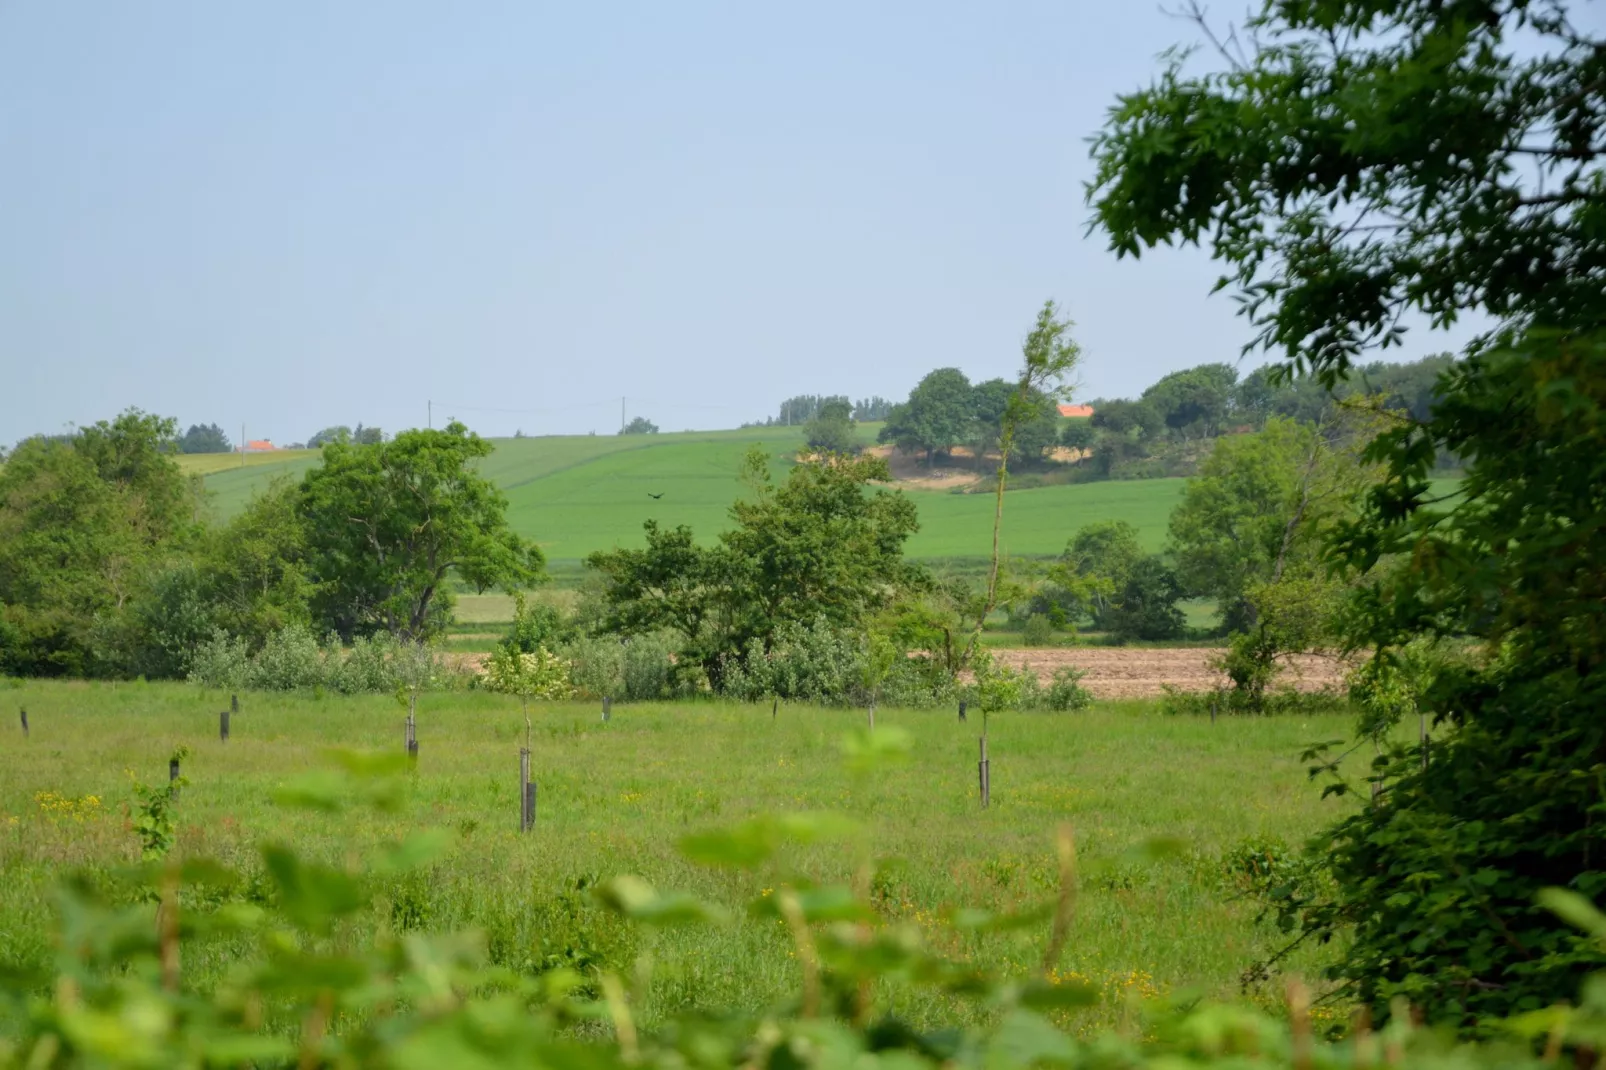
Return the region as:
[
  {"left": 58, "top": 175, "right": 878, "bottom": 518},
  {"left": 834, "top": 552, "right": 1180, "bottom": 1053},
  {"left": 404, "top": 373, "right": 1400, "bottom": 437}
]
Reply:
[
  {"left": 1045, "top": 666, "right": 1093, "bottom": 711},
  {"left": 1021, "top": 614, "right": 1056, "bottom": 647},
  {"left": 245, "top": 624, "right": 326, "bottom": 690},
  {"left": 187, "top": 629, "right": 252, "bottom": 690},
  {"left": 559, "top": 636, "right": 626, "bottom": 699},
  {"left": 504, "top": 593, "right": 564, "bottom": 654},
  {"left": 620, "top": 633, "right": 674, "bottom": 701},
  {"left": 483, "top": 645, "right": 574, "bottom": 700}
]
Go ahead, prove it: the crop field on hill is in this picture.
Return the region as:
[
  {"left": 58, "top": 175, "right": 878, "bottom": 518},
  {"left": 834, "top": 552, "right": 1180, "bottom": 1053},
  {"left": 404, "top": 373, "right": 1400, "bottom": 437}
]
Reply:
[
  {"left": 0, "top": 680, "right": 1362, "bottom": 1031},
  {"left": 188, "top": 428, "right": 1188, "bottom": 564}
]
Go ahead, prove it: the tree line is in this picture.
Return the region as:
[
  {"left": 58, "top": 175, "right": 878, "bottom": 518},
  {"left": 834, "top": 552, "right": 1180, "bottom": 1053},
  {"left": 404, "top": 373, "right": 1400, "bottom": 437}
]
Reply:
[{"left": 0, "top": 413, "right": 539, "bottom": 679}]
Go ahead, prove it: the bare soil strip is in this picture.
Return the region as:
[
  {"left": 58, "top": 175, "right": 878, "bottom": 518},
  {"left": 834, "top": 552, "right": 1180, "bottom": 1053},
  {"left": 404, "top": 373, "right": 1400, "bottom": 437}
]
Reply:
[{"left": 991, "top": 647, "right": 1347, "bottom": 699}]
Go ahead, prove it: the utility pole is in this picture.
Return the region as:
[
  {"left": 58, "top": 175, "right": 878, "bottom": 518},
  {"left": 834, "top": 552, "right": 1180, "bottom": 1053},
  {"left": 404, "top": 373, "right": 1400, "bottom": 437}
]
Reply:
[
  {"left": 620, "top": 397, "right": 626, "bottom": 433},
  {"left": 240, "top": 422, "right": 246, "bottom": 467},
  {"left": 428, "top": 400, "right": 432, "bottom": 430}
]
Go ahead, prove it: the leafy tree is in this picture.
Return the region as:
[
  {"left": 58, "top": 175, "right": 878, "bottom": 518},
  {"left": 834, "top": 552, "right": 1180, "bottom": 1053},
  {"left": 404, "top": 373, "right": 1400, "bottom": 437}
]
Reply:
[
  {"left": 307, "top": 426, "right": 352, "bottom": 449},
  {"left": 971, "top": 380, "right": 1059, "bottom": 467},
  {"left": 878, "top": 368, "right": 975, "bottom": 463},
  {"left": 1169, "top": 416, "right": 1372, "bottom": 633},
  {"left": 353, "top": 424, "right": 384, "bottom": 446},
  {"left": 771, "top": 394, "right": 850, "bottom": 427},
  {"left": 197, "top": 478, "right": 315, "bottom": 649},
  {"left": 620, "top": 417, "right": 660, "bottom": 435},
  {"left": 0, "top": 411, "right": 199, "bottom": 676},
  {"left": 963, "top": 302, "right": 1082, "bottom": 665},
  {"left": 589, "top": 450, "right": 920, "bottom": 686},
  {"left": 1100, "top": 556, "right": 1187, "bottom": 643},
  {"left": 178, "top": 423, "right": 232, "bottom": 454},
  {"left": 803, "top": 398, "right": 857, "bottom": 454},
  {"left": 1141, "top": 364, "right": 1238, "bottom": 438},
  {"left": 1090, "top": 0, "right": 1606, "bottom": 1025},
  {"left": 1060, "top": 420, "right": 1096, "bottom": 453},
  {"left": 300, "top": 422, "right": 543, "bottom": 641},
  {"left": 852, "top": 396, "right": 895, "bottom": 421},
  {"left": 1054, "top": 519, "right": 1144, "bottom": 625},
  {"left": 1089, "top": 398, "right": 1162, "bottom": 439}
]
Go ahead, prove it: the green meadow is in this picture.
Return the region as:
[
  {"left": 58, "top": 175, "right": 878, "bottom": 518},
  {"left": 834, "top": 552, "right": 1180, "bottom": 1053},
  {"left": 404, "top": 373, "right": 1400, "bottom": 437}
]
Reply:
[
  {"left": 0, "top": 679, "right": 1362, "bottom": 1031},
  {"left": 183, "top": 428, "right": 1187, "bottom": 567}
]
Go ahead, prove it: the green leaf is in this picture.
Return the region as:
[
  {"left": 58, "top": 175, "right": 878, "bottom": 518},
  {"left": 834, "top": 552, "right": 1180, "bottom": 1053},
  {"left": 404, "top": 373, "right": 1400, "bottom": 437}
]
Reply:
[
  {"left": 261, "top": 843, "right": 368, "bottom": 934},
  {"left": 1538, "top": 888, "right": 1606, "bottom": 939},
  {"left": 594, "top": 875, "right": 728, "bottom": 926}
]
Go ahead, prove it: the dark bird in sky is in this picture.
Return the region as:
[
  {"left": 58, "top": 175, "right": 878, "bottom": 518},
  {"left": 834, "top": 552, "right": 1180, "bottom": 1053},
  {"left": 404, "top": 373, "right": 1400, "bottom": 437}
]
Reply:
[{"left": 647, "top": 492, "right": 663, "bottom": 500}]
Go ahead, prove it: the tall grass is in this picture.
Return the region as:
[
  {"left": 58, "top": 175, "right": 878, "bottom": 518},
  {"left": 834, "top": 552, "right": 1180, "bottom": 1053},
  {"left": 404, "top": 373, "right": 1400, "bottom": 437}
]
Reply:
[{"left": 0, "top": 679, "right": 1362, "bottom": 1029}]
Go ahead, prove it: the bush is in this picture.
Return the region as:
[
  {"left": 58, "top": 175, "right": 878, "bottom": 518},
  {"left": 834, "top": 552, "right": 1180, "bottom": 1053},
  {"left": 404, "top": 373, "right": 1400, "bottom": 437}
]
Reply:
[
  {"left": 1021, "top": 614, "right": 1056, "bottom": 647},
  {"left": 187, "top": 629, "right": 251, "bottom": 690},
  {"left": 482, "top": 645, "right": 574, "bottom": 700},
  {"left": 503, "top": 593, "right": 564, "bottom": 654},
  {"left": 559, "top": 636, "right": 626, "bottom": 699},
  {"left": 1098, "top": 556, "right": 1186, "bottom": 642},
  {"left": 245, "top": 624, "right": 326, "bottom": 690},
  {"left": 620, "top": 633, "right": 674, "bottom": 701},
  {"left": 1045, "top": 666, "right": 1093, "bottom": 711}
]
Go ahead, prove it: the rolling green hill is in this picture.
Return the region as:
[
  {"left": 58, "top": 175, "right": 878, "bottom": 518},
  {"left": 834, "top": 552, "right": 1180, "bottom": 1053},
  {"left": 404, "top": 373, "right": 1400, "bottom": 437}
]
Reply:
[{"left": 186, "top": 427, "right": 1187, "bottom": 566}]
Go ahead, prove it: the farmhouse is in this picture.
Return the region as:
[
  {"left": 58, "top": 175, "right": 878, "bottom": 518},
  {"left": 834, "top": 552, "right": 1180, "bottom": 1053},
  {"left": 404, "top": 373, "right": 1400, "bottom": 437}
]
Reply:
[{"left": 1057, "top": 404, "right": 1094, "bottom": 418}]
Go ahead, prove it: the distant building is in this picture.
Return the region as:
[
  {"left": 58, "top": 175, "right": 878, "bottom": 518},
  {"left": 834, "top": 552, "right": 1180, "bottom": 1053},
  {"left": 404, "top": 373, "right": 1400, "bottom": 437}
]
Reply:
[
  {"left": 236, "top": 440, "right": 278, "bottom": 453},
  {"left": 1057, "top": 404, "right": 1095, "bottom": 418}
]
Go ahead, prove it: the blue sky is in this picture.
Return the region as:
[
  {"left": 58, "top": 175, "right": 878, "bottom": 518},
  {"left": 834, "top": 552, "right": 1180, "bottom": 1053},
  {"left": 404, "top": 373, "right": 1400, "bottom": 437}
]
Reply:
[{"left": 0, "top": 2, "right": 1479, "bottom": 445}]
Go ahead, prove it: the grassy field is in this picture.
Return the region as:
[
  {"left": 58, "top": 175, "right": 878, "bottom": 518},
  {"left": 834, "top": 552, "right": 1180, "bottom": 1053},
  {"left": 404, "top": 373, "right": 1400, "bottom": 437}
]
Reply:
[
  {"left": 188, "top": 427, "right": 1187, "bottom": 565},
  {"left": 0, "top": 679, "right": 1361, "bottom": 1031}
]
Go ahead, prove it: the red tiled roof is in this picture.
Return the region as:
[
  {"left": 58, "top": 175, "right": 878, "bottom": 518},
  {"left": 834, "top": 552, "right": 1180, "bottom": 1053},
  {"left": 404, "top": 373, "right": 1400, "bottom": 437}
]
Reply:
[{"left": 1057, "top": 404, "right": 1095, "bottom": 418}]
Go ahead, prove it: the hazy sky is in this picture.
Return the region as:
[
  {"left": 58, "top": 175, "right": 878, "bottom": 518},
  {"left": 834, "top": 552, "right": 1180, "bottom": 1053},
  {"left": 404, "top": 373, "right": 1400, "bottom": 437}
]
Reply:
[{"left": 1, "top": 3, "right": 1482, "bottom": 445}]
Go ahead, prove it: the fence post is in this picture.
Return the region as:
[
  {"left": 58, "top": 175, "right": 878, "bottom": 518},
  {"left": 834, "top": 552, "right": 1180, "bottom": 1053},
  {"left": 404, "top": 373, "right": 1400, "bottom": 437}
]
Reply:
[
  {"left": 1210, "top": 698, "right": 1217, "bottom": 725},
  {"left": 405, "top": 714, "right": 418, "bottom": 764},
  {"left": 220, "top": 709, "right": 230, "bottom": 743},
  {"left": 520, "top": 748, "right": 533, "bottom": 832},
  {"left": 602, "top": 696, "right": 612, "bottom": 724},
  {"left": 958, "top": 699, "right": 967, "bottom": 723},
  {"left": 19, "top": 708, "right": 26, "bottom": 737},
  {"left": 978, "top": 736, "right": 990, "bottom": 809},
  {"left": 169, "top": 756, "right": 181, "bottom": 798},
  {"left": 231, "top": 694, "right": 239, "bottom": 715},
  {"left": 772, "top": 696, "right": 778, "bottom": 720}
]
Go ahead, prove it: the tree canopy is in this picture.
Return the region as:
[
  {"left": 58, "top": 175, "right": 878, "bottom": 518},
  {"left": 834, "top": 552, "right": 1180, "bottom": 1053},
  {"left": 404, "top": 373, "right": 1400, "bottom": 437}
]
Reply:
[
  {"left": 878, "top": 368, "right": 975, "bottom": 463},
  {"left": 179, "top": 423, "right": 232, "bottom": 454},
  {"left": 300, "top": 421, "right": 543, "bottom": 641}
]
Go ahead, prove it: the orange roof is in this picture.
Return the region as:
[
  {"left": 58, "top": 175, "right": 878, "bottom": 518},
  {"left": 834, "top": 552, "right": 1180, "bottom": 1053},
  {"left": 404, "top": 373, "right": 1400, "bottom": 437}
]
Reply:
[
  {"left": 240, "top": 440, "right": 276, "bottom": 452},
  {"left": 1057, "top": 404, "right": 1094, "bottom": 418}
]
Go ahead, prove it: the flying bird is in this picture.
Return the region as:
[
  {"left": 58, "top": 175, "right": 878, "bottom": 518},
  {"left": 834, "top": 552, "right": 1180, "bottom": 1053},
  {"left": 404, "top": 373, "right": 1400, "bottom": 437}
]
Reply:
[{"left": 647, "top": 492, "right": 663, "bottom": 500}]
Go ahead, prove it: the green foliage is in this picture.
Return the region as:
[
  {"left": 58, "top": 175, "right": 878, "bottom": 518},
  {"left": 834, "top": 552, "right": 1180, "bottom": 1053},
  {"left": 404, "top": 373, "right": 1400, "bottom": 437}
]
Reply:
[
  {"left": 1020, "top": 614, "right": 1056, "bottom": 648},
  {"left": 300, "top": 421, "right": 544, "bottom": 641},
  {"left": 620, "top": 416, "right": 659, "bottom": 435},
  {"left": 1101, "top": 557, "right": 1187, "bottom": 643},
  {"left": 589, "top": 452, "right": 920, "bottom": 690},
  {"left": 1060, "top": 419, "right": 1095, "bottom": 452},
  {"left": 187, "top": 624, "right": 446, "bottom": 693},
  {"left": 1090, "top": 0, "right": 1606, "bottom": 1029},
  {"left": 129, "top": 748, "right": 189, "bottom": 862},
  {"left": 177, "top": 422, "right": 231, "bottom": 454},
  {"left": 483, "top": 645, "right": 575, "bottom": 700},
  {"left": 1045, "top": 666, "right": 1093, "bottom": 711},
  {"left": 803, "top": 398, "right": 857, "bottom": 454},
  {"left": 0, "top": 410, "right": 200, "bottom": 677},
  {"left": 878, "top": 368, "right": 975, "bottom": 462},
  {"left": 502, "top": 592, "right": 564, "bottom": 654},
  {"left": 306, "top": 425, "right": 352, "bottom": 448},
  {"left": 1141, "top": 364, "right": 1237, "bottom": 438}
]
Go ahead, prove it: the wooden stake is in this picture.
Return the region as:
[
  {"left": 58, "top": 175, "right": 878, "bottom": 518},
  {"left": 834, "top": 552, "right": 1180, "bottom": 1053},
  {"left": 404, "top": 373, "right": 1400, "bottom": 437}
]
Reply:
[
  {"left": 867, "top": 702, "right": 875, "bottom": 730},
  {"left": 602, "top": 696, "right": 612, "bottom": 723},
  {"left": 958, "top": 699, "right": 967, "bottom": 723},
  {"left": 231, "top": 694, "right": 239, "bottom": 715},
  {"left": 772, "top": 696, "right": 778, "bottom": 720},
  {"left": 219, "top": 709, "right": 230, "bottom": 743},
  {"left": 978, "top": 736, "right": 990, "bottom": 809},
  {"left": 19, "top": 708, "right": 26, "bottom": 737}
]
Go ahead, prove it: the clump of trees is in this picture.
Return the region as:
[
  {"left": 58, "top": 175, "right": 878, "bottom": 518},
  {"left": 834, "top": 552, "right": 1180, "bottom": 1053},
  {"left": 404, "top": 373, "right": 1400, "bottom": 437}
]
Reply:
[
  {"left": 877, "top": 369, "right": 1061, "bottom": 469},
  {"left": 178, "top": 423, "right": 232, "bottom": 454},
  {"left": 0, "top": 415, "right": 540, "bottom": 680},
  {"left": 1090, "top": 0, "right": 1606, "bottom": 1030},
  {"left": 620, "top": 417, "right": 659, "bottom": 435},
  {"left": 307, "top": 424, "right": 385, "bottom": 448},
  {"left": 802, "top": 398, "right": 857, "bottom": 454}
]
